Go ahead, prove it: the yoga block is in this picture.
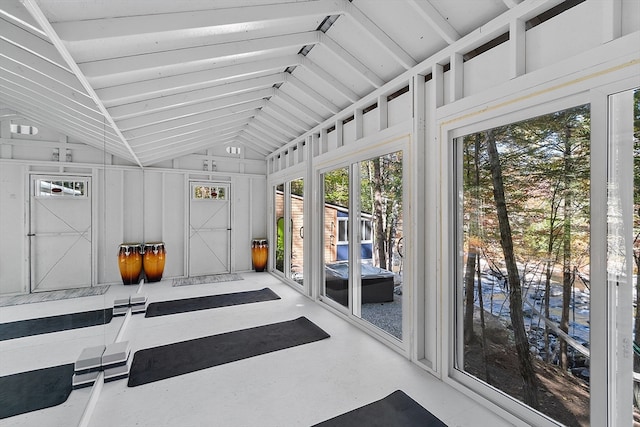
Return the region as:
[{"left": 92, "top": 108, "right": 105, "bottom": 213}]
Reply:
[
  {"left": 72, "top": 371, "right": 100, "bottom": 389},
  {"left": 131, "top": 304, "right": 146, "bottom": 314},
  {"left": 113, "top": 298, "right": 129, "bottom": 308},
  {"left": 129, "top": 295, "right": 147, "bottom": 306},
  {"left": 104, "top": 363, "right": 130, "bottom": 383},
  {"left": 102, "top": 341, "right": 130, "bottom": 369},
  {"left": 75, "top": 345, "right": 106, "bottom": 374},
  {"left": 113, "top": 306, "right": 129, "bottom": 316}
]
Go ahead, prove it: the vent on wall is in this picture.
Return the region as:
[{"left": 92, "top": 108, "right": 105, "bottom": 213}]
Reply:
[{"left": 10, "top": 123, "right": 38, "bottom": 135}]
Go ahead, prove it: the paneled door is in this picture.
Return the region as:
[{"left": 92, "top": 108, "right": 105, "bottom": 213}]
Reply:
[
  {"left": 29, "top": 175, "right": 92, "bottom": 292},
  {"left": 188, "top": 182, "right": 231, "bottom": 276}
]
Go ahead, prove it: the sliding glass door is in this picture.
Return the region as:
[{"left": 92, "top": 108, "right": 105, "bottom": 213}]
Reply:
[
  {"left": 322, "top": 166, "right": 350, "bottom": 307},
  {"left": 320, "top": 150, "right": 404, "bottom": 342},
  {"left": 356, "top": 151, "right": 403, "bottom": 339}
]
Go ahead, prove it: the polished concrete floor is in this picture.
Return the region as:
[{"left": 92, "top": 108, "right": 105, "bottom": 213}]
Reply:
[{"left": 0, "top": 273, "right": 513, "bottom": 427}]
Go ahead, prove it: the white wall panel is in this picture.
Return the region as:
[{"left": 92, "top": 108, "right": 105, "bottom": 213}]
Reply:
[
  {"left": 388, "top": 90, "right": 411, "bottom": 127},
  {"left": 122, "top": 169, "right": 144, "bottom": 244},
  {"left": 0, "top": 163, "right": 26, "bottom": 294},
  {"left": 162, "top": 172, "right": 186, "bottom": 278},
  {"left": 464, "top": 43, "right": 509, "bottom": 98},
  {"left": 99, "top": 168, "right": 124, "bottom": 284},
  {"left": 343, "top": 119, "right": 356, "bottom": 145},
  {"left": 526, "top": 1, "right": 602, "bottom": 73},
  {"left": 143, "top": 171, "right": 163, "bottom": 242},
  {"left": 362, "top": 108, "right": 378, "bottom": 137}
]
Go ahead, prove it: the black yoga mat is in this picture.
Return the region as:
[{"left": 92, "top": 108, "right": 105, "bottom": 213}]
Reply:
[
  {"left": 312, "top": 390, "right": 448, "bottom": 427},
  {"left": 128, "top": 316, "right": 329, "bottom": 387},
  {"left": 144, "top": 287, "right": 280, "bottom": 318},
  {"left": 0, "top": 364, "right": 74, "bottom": 419},
  {"left": 0, "top": 308, "right": 113, "bottom": 341}
]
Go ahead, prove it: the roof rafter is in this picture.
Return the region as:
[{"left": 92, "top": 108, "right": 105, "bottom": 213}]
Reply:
[
  {"left": 128, "top": 109, "right": 260, "bottom": 148},
  {"left": 53, "top": 0, "right": 344, "bottom": 42},
  {"left": 284, "top": 73, "right": 340, "bottom": 114},
  {"left": 124, "top": 99, "right": 266, "bottom": 141},
  {"left": 97, "top": 55, "right": 300, "bottom": 106},
  {"left": 407, "top": 0, "right": 461, "bottom": 44},
  {"left": 108, "top": 73, "right": 285, "bottom": 120},
  {"left": 341, "top": 0, "right": 416, "bottom": 69},
  {"left": 116, "top": 87, "right": 273, "bottom": 131},
  {"left": 80, "top": 32, "right": 320, "bottom": 86}
]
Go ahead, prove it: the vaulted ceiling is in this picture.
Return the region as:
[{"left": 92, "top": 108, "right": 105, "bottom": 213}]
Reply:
[{"left": 0, "top": 0, "right": 516, "bottom": 167}]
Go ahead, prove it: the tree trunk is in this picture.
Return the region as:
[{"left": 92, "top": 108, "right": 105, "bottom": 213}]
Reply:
[
  {"left": 372, "top": 158, "right": 386, "bottom": 269},
  {"left": 486, "top": 130, "right": 539, "bottom": 408},
  {"left": 560, "top": 125, "right": 573, "bottom": 371},
  {"left": 464, "top": 135, "right": 482, "bottom": 345}
]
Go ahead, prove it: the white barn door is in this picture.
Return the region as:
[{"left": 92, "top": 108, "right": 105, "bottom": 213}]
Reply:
[
  {"left": 29, "top": 175, "right": 92, "bottom": 292},
  {"left": 189, "top": 182, "right": 231, "bottom": 276}
]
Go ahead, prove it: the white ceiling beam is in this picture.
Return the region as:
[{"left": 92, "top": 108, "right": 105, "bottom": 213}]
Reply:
[
  {"left": 135, "top": 123, "right": 243, "bottom": 152},
  {"left": 236, "top": 132, "right": 279, "bottom": 155},
  {"left": 1, "top": 18, "right": 68, "bottom": 69},
  {"left": 262, "top": 102, "right": 312, "bottom": 132},
  {"left": 0, "top": 39, "right": 87, "bottom": 94},
  {"left": 116, "top": 87, "right": 273, "bottom": 131},
  {"left": 318, "top": 33, "right": 384, "bottom": 88},
  {"left": 0, "top": 3, "right": 46, "bottom": 37},
  {"left": 234, "top": 134, "right": 272, "bottom": 157},
  {"left": 21, "top": 0, "right": 143, "bottom": 167},
  {"left": 53, "top": 0, "right": 343, "bottom": 42},
  {"left": 254, "top": 111, "right": 299, "bottom": 139},
  {"left": 139, "top": 132, "right": 242, "bottom": 165},
  {"left": 0, "top": 108, "right": 18, "bottom": 118},
  {"left": 138, "top": 128, "right": 243, "bottom": 157},
  {"left": 342, "top": 0, "right": 416, "bottom": 69},
  {"left": 0, "top": 91, "right": 125, "bottom": 153},
  {"left": 124, "top": 100, "right": 266, "bottom": 141},
  {"left": 284, "top": 73, "right": 340, "bottom": 114},
  {"left": 407, "top": 0, "right": 461, "bottom": 44},
  {"left": 299, "top": 56, "right": 359, "bottom": 103},
  {"left": 97, "top": 55, "right": 300, "bottom": 106},
  {"left": 108, "top": 73, "right": 285, "bottom": 120},
  {"left": 0, "top": 79, "right": 119, "bottom": 140},
  {"left": 246, "top": 119, "right": 290, "bottom": 145},
  {"left": 242, "top": 126, "right": 282, "bottom": 150},
  {"left": 248, "top": 117, "right": 290, "bottom": 143},
  {"left": 271, "top": 90, "right": 324, "bottom": 124},
  {"left": 0, "top": 65, "right": 102, "bottom": 119},
  {"left": 129, "top": 110, "right": 259, "bottom": 147},
  {"left": 80, "top": 32, "right": 319, "bottom": 84}
]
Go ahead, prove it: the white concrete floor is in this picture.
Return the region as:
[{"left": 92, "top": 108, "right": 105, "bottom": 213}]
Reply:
[{"left": 0, "top": 273, "right": 514, "bottom": 427}]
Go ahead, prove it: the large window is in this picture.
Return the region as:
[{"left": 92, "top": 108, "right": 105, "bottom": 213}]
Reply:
[
  {"left": 608, "top": 87, "right": 640, "bottom": 424},
  {"left": 457, "top": 105, "right": 591, "bottom": 426},
  {"left": 321, "top": 150, "right": 404, "bottom": 341},
  {"left": 274, "top": 179, "right": 305, "bottom": 285}
]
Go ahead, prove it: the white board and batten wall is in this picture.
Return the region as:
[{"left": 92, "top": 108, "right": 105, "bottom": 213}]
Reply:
[{"left": 0, "top": 132, "right": 267, "bottom": 296}]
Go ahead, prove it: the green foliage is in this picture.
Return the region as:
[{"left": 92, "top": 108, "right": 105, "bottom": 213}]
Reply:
[{"left": 462, "top": 105, "right": 591, "bottom": 269}]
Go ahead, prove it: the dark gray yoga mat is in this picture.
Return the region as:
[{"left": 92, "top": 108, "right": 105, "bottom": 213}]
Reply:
[
  {"left": 128, "top": 316, "right": 329, "bottom": 387},
  {"left": 144, "top": 287, "right": 280, "bottom": 317},
  {"left": 0, "top": 364, "right": 74, "bottom": 419},
  {"left": 312, "top": 390, "right": 448, "bottom": 427},
  {"left": 0, "top": 308, "right": 113, "bottom": 341}
]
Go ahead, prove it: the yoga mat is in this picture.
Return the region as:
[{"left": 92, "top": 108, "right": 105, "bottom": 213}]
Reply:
[
  {"left": 312, "top": 390, "right": 448, "bottom": 427},
  {"left": 145, "top": 287, "right": 280, "bottom": 318},
  {"left": 128, "top": 316, "right": 329, "bottom": 387},
  {"left": 0, "top": 364, "right": 74, "bottom": 419},
  {"left": 0, "top": 308, "right": 113, "bottom": 341},
  {"left": 172, "top": 273, "right": 243, "bottom": 287}
]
